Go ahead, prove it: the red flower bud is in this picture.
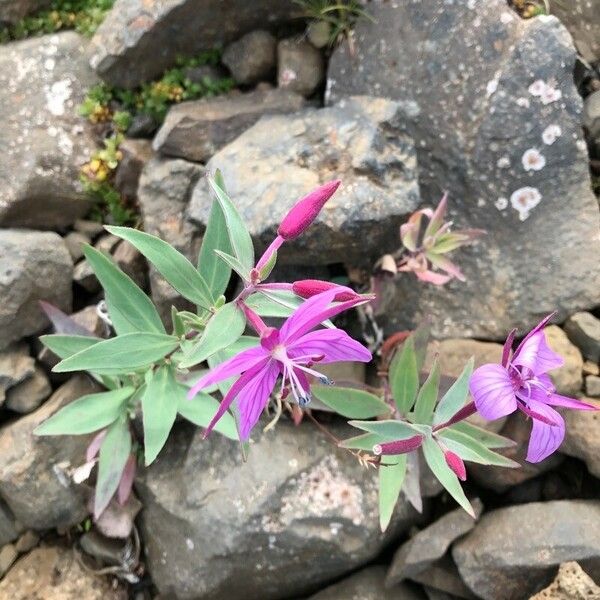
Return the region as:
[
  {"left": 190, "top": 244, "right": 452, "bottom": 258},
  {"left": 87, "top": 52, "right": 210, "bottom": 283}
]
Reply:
[
  {"left": 292, "top": 279, "right": 359, "bottom": 302},
  {"left": 444, "top": 450, "right": 467, "bottom": 481},
  {"left": 277, "top": 180, "right": 341, "bottom": 240},
  {"left": 373, "top": 435, "right": 424, "bottom": 456}
]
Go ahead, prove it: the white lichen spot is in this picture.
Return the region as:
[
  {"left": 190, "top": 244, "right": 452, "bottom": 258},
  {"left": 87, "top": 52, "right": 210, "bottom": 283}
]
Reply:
[
  {"left": 495, "top": 197, "right": 508, "bottom": 211},
  {"left": 576, "top": 139, "right": 587, "bottom": 153},
  {"left": 279, "top": 68, "right": 297, "bottom": 86},
  {"left": 185, "top": 538, "right": 194, "bottom": 550},
  {"left": 521, "top": 148, "right": 546, "bottom": 171},
  {"left": 516, "top": 97, "right": 530, "bottom": 108},
  {"left": 540, "top": 86, "right": 562, "bottom": 105},
  {"left": 46, "top": 78, "right": 72, "bottom": 116},
  {"left": 542, "top": 124, "right": 561, "bottom": 145},
  {"left": 44, "top": 58, "right": 55, "bottom": 71},
  {"left": 497, "top": 156, "right": 510, "bottom": 169},
  {"left": 467, "top": 0, "right": 476, "bottom": 9},
  {"left": 510, "top": 186, "right": 542, "bottom": 220},
  {"left": 288, "top": 458, "right": 298, "bottom": 469},
  {"left": 57, "top": 130, "right": 73, "bottom": 155},
  {"left": 477, "top": 198, "right": 486, "bottom": 207},
  {"left": 528, "top": 80, "right": 546, "bottom": 97},
  {"left": 329, "top": 522, "right": 342, "bottom": 535},
  {"left": 486, "top": 79, "right": 498, "bottom": 97},
  {"left": 500, "top": 11, "right": 514, "bottom": 23}
]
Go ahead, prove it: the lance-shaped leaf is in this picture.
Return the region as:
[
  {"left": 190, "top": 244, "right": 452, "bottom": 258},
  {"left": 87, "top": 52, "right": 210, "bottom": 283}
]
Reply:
[
  {"left": 84, "top": 245, "right": 165, "bottom": 335},
  {"left": 450, "top": 421, "right": 517, "bottom": 449},
  {"left": 177, "top": 389, "right": 238, "bottom": 440},
  {"left": 40, "top": 334, "right": 101, "bottom": 360},
  {"left": 208, "top": 175, "right": 254, "bottom": 271},
  {"left": 53, "top": 333, "right": 179, "bottom": 374},
  {"left": 422, "top": 436, "right": 474, "bottom": 516},
  {"left": 433, "top": 357, "right": 474, "bottom": 426},
  {"left": 214, "top": 250, "right": 251, "bottom": 282},
  {"left": 389, "top": 336, "right": 418, "bottom": 414},
  {"left": 95, "top": 415, "right": 132, "bottom": 518},
  {"left": 349, "top": 419, "right": 424, "bottom": 441},
  {"left": 313, "top": 385, "right": 391, "bottom": 419},
  {"left": 35, "top": 386, "right": 134, "bottom": 436},
  {"left": 339, "top": 432, "right": 385, "bottom": 451},
  {"left": 106, "top": 226, "right": 214, "bottom": 309},
  {"left": 142, "top": 366, "right": 180, "bottom": 465},
  {"left": 179, "top": 302, "right": 245, "bottom": 368},
  {"left": 413, "top": 358, "right": 440, "bottom": 425},
  {"left": 379, "top": 455, "right": 408, "bottom": 532}
]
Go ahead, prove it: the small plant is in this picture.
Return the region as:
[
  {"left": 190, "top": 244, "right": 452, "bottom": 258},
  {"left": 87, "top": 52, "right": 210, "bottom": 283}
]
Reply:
[{"left": 509, "top": 0, "right": 550, "bottom": 18}]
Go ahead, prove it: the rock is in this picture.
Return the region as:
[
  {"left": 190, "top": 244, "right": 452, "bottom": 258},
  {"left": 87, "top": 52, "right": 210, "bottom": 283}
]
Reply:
[
  {"left": 583, "top": 361, "right": 599, "bottom": 377},
  {"left": 73, "top": 219, "right": 104, "bottom": 239},
  {"left": 544, "top": 326, "right": 583, "bottom": 396},
  {"left": 63, "top": 232, "right": 90, "bottom": 263},
  {"left": 0, "top": 546, "right": 127, "bottom": 599},
  {"left": 585, "top": 376, "right": 600, "bottom": 397},
  {"left": 113, "top": 139, "right": 153, "bottom": 202},
  {"left": 0, "top": 343, "right": 35, "bottom": 404},
  {"left": 0, "top": 0, "right": 50, "bottom": 24},
  {"left": 583, "top": 91, "right": 600, "bottom": 156},
  {"left": 153, "top": 88, "right": 306, "bottom": 163},
  {"left": 90, "top": 0, "right": 302, "bottom": 88},
  {"left": 137, "top": 157, "right": 203, "bottom": 322},
  {"left": 79, "top": 531, "right": 127, "bottom": 566},
  {"left": 184, "top": 64, "right": 228, "bottom": 86},
  {"left": 222, "top": 30, "right": 277, "bottom": 86},
  {"left": 71, "top": 305, "right": 109, "bottom": 337},
  {"left": 112, "top": 240, "right": 147, "bottom": 289},
  {"left": 387, "top": 499, "right": 483, "bottom": 585},
  {"left": 0, "top": 544, "right": 17, "bottom": 577},
  {"left": 410, "top": 555, "right": 477, "bottom": 599},
  {"left": 5, "top": 366, "right": 52, "bottom": 414},
  {"left": 530, "top": 561, "right": 600, "bottom": 600},
  {"left": 560, "top": 398, "right": 600, "bottom": 478},
  {"left": 565, "top": 313, "right": 600, "bottom": 363},
  {"left": 327, "top": 1, "right": 600, "bottom": 339},
  {"left": 453, "top": 501, "right": 600, "bottom": 600},
  {"left": 277, "top": 38, "right": 325, "bottom": 97},
  {"left": 137, "top": 420, "right": 421, "bottom": 600},
  {"left": 308, "top": 566, "right": 422, "bottom": 600},
  {"left": 0, "top": 33, "right": 97, "bottom": 230},
  {"left": 188, "top": 96, "right": 420, "bottom": 265},
  {"left": 0, "top": 375, "right": 100, "bottom": 530},
  {"left": 551, "top": 1, "right": 600, "bottom": 62},
  {"left": 73, "top": 234, "right": 121, "bottom": 294},
  {"left": 0, "top": 230, "right": 72, "bottom": 350},
  {"left": 468, "top": 413, "right": 563, "bottom": 493},
  {"left": 0, "top": 501, "right": 19, "bottom": 548},
  {"left": 126, "top": 113, "right": 158, "bottom": 139},
  {"left": 14, "top": 530, "right": 38, "bottom": 554}
]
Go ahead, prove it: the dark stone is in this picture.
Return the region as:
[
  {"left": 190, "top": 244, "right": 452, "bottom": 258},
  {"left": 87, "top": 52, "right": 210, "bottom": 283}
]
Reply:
[
  {"left": 277, "top": 38, "right": 325, "bottom": 97},
  {"left": 0, "top": 0, "right": 51, "bottom": 25},
  {"left": 564, "top": 312, "right": 600, "bottom": 363},
  {"left": 222, "top": 30, "right": 277, "bottom": 86}
]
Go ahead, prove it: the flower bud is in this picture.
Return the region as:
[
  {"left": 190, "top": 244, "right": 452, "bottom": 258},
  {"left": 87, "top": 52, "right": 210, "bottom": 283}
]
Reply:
[
  {"left": 444, "top": 450, "right": 467, "bottom": 481},
  {"left": 373, "top": 435, "right": 424, "bottom": 456},
  {"left": 278, "top": 180, "right": 341, "bottom": 240},
  {"left": 292, "top": 279, "right": 359, "bottom": 302}
]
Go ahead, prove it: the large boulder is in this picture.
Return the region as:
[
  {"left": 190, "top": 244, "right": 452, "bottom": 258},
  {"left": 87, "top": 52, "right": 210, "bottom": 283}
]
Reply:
[
  {"left": 0, "top": 32, "right": 97, "bottom": 230},
  {"left": 327, "top": 1, "right": 600, "bottom": 339},
  {"left": 187, "top": 96, "right": 420, "bottom": 265},
  {"left": 137, "top": 420, "right": 421, "bottom": 600},
  {"left": 89, "top": 0, "right": 303, "bottom": 88},
  {"left": 0, "top": 230, "right": 72, "bottom": 350},
  {"left": 0, "top": 0, "right": 50, "bottom": 25},
  {"left": 550, "top": 0, "right": 600, "bottom": 62},
  {"left": 453, "top": 501, "right": 600, "bottom": 600}
]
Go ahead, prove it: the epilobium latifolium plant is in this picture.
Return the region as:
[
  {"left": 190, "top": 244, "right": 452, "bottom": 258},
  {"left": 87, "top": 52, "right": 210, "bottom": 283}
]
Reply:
[{"left": 36, "top": 175, "right": 598, "bottom": 529}]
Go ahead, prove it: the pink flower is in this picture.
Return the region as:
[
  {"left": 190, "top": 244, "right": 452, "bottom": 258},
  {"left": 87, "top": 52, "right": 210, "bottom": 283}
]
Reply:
[
  {"left": 188, "top": 290, "right": 371, "bottom": 440},
  {"left": 469, "top": 314, "right": 597, "bottom": 463}
]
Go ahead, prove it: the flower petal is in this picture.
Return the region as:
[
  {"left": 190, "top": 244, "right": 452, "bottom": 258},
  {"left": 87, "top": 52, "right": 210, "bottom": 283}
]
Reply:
[
  {"left": 469, "top": 363, "right": 518, "bottom": 420},
  {"left": 545, "top": 394, "right": 598, "bottom": 411},
  {"left": 502, "top": 328, "right": 517, "bottom": 367},
  {"left": 288, "top": 329, "right": 372, "bottom": 364},
  {"left": 415, "top": 269, "right": 452, "bottom": 285},
  {"left": 512, "top": 330, "right": 563, "bottom": 375},
  {"left": 524, "top": 400, "right": 565, "bottom": 463}
]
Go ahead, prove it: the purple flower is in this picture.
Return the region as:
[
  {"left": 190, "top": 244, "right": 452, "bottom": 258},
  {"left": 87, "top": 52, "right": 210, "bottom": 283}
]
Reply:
[
  {"left": 469, "top": 314, "right": 597, "bottom": 463},
  {"left": 188, "top": 289, "right": 371, "bottom": 440}
]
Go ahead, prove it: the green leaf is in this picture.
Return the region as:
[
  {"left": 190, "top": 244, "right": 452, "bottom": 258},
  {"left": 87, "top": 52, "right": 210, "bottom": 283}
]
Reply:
[
  {"left": 178, "top": 389, "right": 238, "bottom": 439},
  {"left": 214, "top": 250, "right": 251, "bottom": 282},
  {"left": 40, "top": 334, "right": 101, "bottom": 360},
  {"left": 53, "top": 333, "right": 179, "bottom": 374},
  {"left": 349, "top": 419, "right": 424, "bottom": 440},
  {"left": 171, "top": 306, "right": 185, "bottom": 338},
  {"left": 379, "top": 455, "right": 408, "bottom": 531},
  {"left": 34, "top": 387, "right": 134, "bottom": 436},
  {"left": 198, "top": 193, "right": 233, "bottom": 298},
  {"left": 339, "top": 432, "right": 385, "bottom": 451},
  {"left": 141, "top": 366, "right": 179, "bottom": 465},
  {"left": 389, "top": 337, "right": 418, "bottom": 415},
  {"left": 84, "top": 245, "right": 165, "bottom": 335},
  {"left": 422, "top": 436, "right": 474, "bottom": 516},
  {"left": 312, "top": 385, "right": 391, "bottom": 419},
  {"left": 433, "top": 358, "right": 474, "bottom": 426},
  {"left": 95, "top": 415, "right": 132, "bottom": 518},
  {"left": 208, "top": 175, "right": 254, "bottom": 271},
  {"left": 437, "top": 428, "right": 519, "bottom": 468},
  {"left": 450, "top": 421, "right": 516, "bottom": 449},
  {"left": 413, "top": 358, "right": 440, "bottom": 425},
  {"left": 179, "top": 302, "right": 246, "bottom": 368},
  {"left": 106, "top": 226, "right": 214, "bottom": 309}
]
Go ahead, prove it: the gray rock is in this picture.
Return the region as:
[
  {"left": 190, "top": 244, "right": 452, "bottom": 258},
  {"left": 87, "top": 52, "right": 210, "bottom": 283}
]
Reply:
[
  {"left": 278, "top": 38, "right": 324, "bottom": 97},
  {"left": 410, "top": 555, "right": 477, "bottom": 599},
  {"left": 0, "top": 0, "right": 50, "bottom": 25},
  {"left": 188, "top": 96, "right": 420, "bottom": 265},
  {"left": 112, "top": 240, "right": 147, "bottom": 290},
  {"left": 327, "top": 1, "right": 600, "bottom": 339},
  {"left": 544, "top": 326, "right": 584, "bottom": 396},
  {"left": 0, "top": 375, "right": 99, "bottom": 530},
  {"left": 585, "top": 376, "right": 600, "bottom": 397},
  {"left": 222, "top": 30, "right": 277, "bottom": 85},
  {"left": 114, "top": 138, "right": 153, "bottom": 202},
  {"left": 583, "top": 90, "right": 600, "bottom": 155},
  {"left": 89, "top": 0, "right": 302, "bottom": 88},
  {"left": 0, "top": 343, "right": 35, "bottom": 404},
  {"left": 530, "top": 561, "right": 600, "bottom": 600},
  {"left": 138, "top": 157, "right": 203, "bottom": 322},
  {"left": 0, "top": 544, "right": 17, "bottom": 578},
  {"left": 387, "top": 500, "right": 483, "bottom": 585},
  {"left": 79, "top": 531, "right": 127, "bottom": 566},
  {"left": 0, "top": 501, "right": 19, "bottom": 548},
  {"left": 5, "top": 366, "right": 52, "bottom": 414},
  {"left": 308, "top": 566, "right": 422, "bottom": 600},
  {"left": 73, "top": 233, "right": 121, "bottom": 294},
  {"left": 551, "top": 0, "right": 600, "bottom": 62},
  {"left": 565, "top": 312, "right": 600, "bottom": 363},
  {"left": 63, "top": 232, "right": 90, "bottom": 263},
  {"left": 453, "top": 501, "right": 600, "bottom": 600},
  {"left": 153, "top": 88, "right": 306, "bottom": 163},
  {"left": 560, "top": 398, "right": 600, "bottom": 478},
  {"left": 14, "top": 530, "right": 38, "bottom": 554},
  {"left": 71, "top": 305, "right": 110, "bottom": 337},
  {"left": 0, "top": 33, "right": 97, "bottom": 230},
  {"left": 0, "top": 230, "right": 72, "bottom": 350},
  {"left": 137, "top": 420, "right": 421, "bottom": 600}
]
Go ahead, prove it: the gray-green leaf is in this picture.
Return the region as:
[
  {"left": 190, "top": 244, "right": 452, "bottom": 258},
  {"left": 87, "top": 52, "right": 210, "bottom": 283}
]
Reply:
[
  {"left": 178, "top": 389, "right": 238, "bottom": 439},
  {"left": 433, "top": 357, "right": 474, "bottom": 426},
  {"left": 349, "top": 419, "right": 424, "bottom": 440},
  {"left": 40, "top": 334, "right": 101, "bottom": 360},
  {"left": 312, "top": 385, "right": 391, "bottom": 419},
  {"left": 413, "top": 358, "right": 440, "bottom": 425},
  {"left": 389, "top": 337, "right": 418, "bottom": 415},
  {"left": 379, "top": 455, "right": 408, "bottom": 531}
]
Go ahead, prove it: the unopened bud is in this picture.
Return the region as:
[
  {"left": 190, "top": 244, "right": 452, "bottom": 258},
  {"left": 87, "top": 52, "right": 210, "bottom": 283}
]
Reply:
[
  {"left": 292, "top": 279, "right": 359, "bottom": 302},
  {"left": 373, "top": 435, "right": 424, "bottom": 456},
  {"left": 444, "top": 450, "right": 467, "bottom": 481}
]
